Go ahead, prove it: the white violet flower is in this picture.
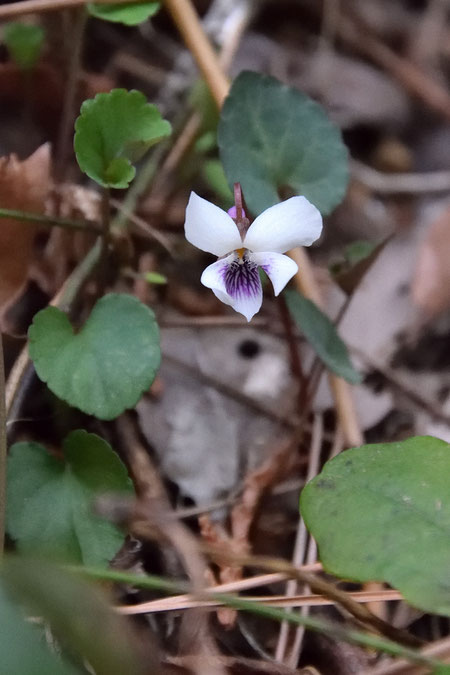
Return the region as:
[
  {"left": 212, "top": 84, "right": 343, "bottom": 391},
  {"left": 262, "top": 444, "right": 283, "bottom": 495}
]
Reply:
[{"left": 184, "top": 191, "right": 323, "bottom": 321}]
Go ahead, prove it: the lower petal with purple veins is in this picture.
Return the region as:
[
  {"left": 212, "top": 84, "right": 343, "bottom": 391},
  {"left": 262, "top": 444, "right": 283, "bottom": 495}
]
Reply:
[
  {"left": 201, "top": 253, "right": 263, "bottom": 322},
  {"left": 224, "top": 257, "right": 260, "bottom": 299}
]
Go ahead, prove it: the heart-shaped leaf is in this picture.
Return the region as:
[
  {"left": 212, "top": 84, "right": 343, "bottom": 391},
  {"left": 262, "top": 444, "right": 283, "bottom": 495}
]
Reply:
[
  {"left": 218, "top": 71, "right": 349, "bottom": 216},
  {"left": 88, "top": 1, "right": 159, "bottom": 25},
  {"left": 285, "top": 290, "right": 361, "bottom": 383},
  {"left": 74, "top": 89, "right": 171, "bottom": 188},
  {"left": 29, "top": 293, "right": 161, "bottom": 419},
  {"left": 301, "top": 436, "right": 450, "bottom": 616},
  {"left": 6, "top": 430, "right": 134, "bottom": 565}
]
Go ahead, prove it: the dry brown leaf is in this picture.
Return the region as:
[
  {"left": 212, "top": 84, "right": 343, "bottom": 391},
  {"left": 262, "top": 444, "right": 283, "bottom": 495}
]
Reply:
[
  {"left": 0, "top": 143, "right": 51, "bottom": 318},
  {"left": 198, "top": 514, "right": 237, "bottom": 627},
  {"left": 412, "top": 204, "right": 450, "bottom": 318},
  {"left": 230, "top": 437, "right": 296, "bottom": 559}
]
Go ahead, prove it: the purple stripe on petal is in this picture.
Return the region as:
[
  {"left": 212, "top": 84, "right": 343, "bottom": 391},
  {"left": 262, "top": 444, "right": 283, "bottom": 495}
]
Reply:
[{"left": 224, "top": 256, "right": 260, "bottom": 299}]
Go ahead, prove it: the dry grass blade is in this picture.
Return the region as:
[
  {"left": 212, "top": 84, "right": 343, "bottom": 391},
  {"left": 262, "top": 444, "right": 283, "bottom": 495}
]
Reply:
[
  {"left": 202, "top": 548, "right": 420, "bottom": 648},
  {"left": 118, "top": 589, "right": 403, "bottom": 615}
]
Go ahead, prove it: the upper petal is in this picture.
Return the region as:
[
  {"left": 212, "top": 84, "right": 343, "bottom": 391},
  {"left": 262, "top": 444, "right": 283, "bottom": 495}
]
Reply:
[
  {"left": 243, "top": 196, "right": 323, "bottom": 253},
  {"left": 184, "top": 192, "right": 242, "bottom": 256},
  {"left": 250, "top": 251, "right": 298, "bottom": 296},
  {"left": 201, "top": 253, "right": 263, "bottom": 322}
]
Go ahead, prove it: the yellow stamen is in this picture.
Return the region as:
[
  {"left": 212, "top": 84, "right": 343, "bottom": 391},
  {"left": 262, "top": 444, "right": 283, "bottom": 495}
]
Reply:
[{"left": 236, "top": 247, "right": 245, "bottom": 259}]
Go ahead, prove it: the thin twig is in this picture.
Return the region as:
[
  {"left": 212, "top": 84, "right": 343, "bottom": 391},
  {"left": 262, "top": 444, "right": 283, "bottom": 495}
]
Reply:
[
  {"left": 275, "top": 414, "right": 323, "bottom": 663},
  {"left": 163, "top": 352, "right": 300, "bottom": 428},
  {"left": 110, "top": 198, "right": 174, "bottom": 255},
  {"left": 351, "top": 346, "right": 450, "bottom": 427},
  {"left": 351, "top": 160, "right": 450, "bottom": 195},
  {"left": 277, "top": 295, "right": 307, "bottom": 411},
  {"left": 167, "top": 655, "right": 300, "bottom": 675},
  {"left": 0, "top": 207, "right": 102, "bottom": 233},
  {"left": 0, "top": 334, "right": 6, "bottom": 557},
  {"left": 55, "top": 6, "right": 87, "bottom": 178}
]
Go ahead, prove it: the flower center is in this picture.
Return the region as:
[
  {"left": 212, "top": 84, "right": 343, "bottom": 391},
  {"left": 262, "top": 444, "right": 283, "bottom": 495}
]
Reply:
[{"left": 224, "top": 251, "right": 259, "bottom": 299}]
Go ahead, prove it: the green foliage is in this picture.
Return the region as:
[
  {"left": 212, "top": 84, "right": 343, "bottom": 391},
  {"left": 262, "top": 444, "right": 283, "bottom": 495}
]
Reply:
[
  {"left": 3, "top": 557, "right": 148, "bottom": 675},
  {"left": 202, "top": 158, "right": 233, "bottom": 204},
  {"left": 218, "top": 71, "right": 349, "bottom": 216},
  {"left": 3, "top": 22, "right": 44, "bottom": 70},
  {"left": 74, "top": 89, "right": 171, "bottom": 188},
  {"left": 88, "top": 1, "right": 159, "bottom": 25},
  {"left": 343, "top": 240, "right": 377, "bottom": 266},
  {"left": 145, "top": 271, "right": 167, "bottom": 285},
  {"left": 6, "top": 430, "right": 133, "bottom": 565},
  {"left": 0, "top": 584, "right": 78, "bottom": 675},
  {"left": 301, "top": 436, "right": 450, "bottom": 616},
  {"left": 331, "top": 237, "right": 390, "bottom": 295},
  {"left": 284, "top": 290, "right": 361, "bottom": 383},
  {"left": 28, "top": 293, "right": 161, "bottom": 419}
]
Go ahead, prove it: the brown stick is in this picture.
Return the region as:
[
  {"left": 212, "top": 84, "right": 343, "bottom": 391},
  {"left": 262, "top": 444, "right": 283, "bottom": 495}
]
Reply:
[{"left": 162, "top": 0, "right": 230, "bottom": 109}]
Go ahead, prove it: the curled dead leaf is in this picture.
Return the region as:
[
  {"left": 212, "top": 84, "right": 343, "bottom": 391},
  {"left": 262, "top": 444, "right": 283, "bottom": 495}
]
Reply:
[
  {"left": 412, "top": 204, "right": 450, "bottom": 319},
  {"left": 0, "top": 143, "right": 51, "bottom": 319}
]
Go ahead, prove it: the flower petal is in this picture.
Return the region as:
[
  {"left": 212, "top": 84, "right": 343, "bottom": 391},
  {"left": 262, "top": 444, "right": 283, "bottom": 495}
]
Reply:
[
  {"left": 201, "top": 254, "right": 263, "bottom": 322},
  {"left": 184, "top": 191, "right": 242, "bottom": 256},
  {"left": 230, "top": 283, "right": 263, "bottom": 322},
  {"left": 201, "top": 254, "right": 232, "bottom": 295},
  {"left": 251, "top": 252, "right": 298, "bottom": 296},
  {"left": 243, "top": 196, "right": 323, "bottom": 253}
]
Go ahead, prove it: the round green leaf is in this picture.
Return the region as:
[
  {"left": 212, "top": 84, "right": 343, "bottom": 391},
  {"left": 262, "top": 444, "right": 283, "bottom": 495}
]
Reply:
[
  {"left": 301, "top": 436, "right": 450, "bottom": 616},
  {"left": 74, "top": 89, "right": 171, "bottom": 188},
  {"left": 88, "top": 1, "right": 159, "bottom": 25},
  {"left": 29, "top": 293, "right": 161, "bottom": 419},
  {"left": 218, "top": 71, "right": 349, "bottom": 215},
  {"left": 6, "top": 430, "right": 134, "bottom": 565},
  {"left": 3, "top": 22, "right": 44, "bottom": 70}
]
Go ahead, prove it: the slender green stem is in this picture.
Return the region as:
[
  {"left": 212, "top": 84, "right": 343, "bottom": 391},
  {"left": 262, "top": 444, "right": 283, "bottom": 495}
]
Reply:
[
  {"left": 6, "top": 240, "right": 102, "bottom": 420},
  {"left": 73, "top": 566, "right": 449, "bottom": 672},
  {"left": 111, "top": 147, "right": 164, "bottom": 231},
  {"left": 58, "top": 239, "right": 102, "bottom": 310},
  {"left": 0, "top": 335, "right": 6, "bottom": 558},
  {"left": 0, "top": 207, "right": 102, "bottom": 233},
  {"left": 99, "top": 188, "right": 111, "bottom": 293}
]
